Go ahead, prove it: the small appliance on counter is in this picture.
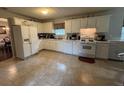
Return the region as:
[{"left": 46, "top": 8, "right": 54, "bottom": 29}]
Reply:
[
  {"left": 66, "top": 33, "right": 80, "bottom": 40},
  {"left": 95, "top": 32, "right": 108, "bottom": 41},
  {"left": 38, "top": 33, "right": 55, "bottom": 39}
]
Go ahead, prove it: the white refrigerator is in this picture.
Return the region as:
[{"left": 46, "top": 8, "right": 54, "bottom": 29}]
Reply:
[{"left": 12, "top": 25, "right": 39, "bottom": 59}]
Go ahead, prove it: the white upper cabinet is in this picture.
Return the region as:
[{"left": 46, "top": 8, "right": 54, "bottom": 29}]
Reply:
[
  {"left": 37, "top": 22, "right": 43, "bottom": 33},
  {"left": 81, "top": 18, "right": 87, "bottom": 28},
  {"left": 65, "top": 20, "right": 72, "bottom": 33},
  {"left": 42, "top": 22, "right": 53, "bottom": 33},
  {"left": 96, "top": 15, "right": 110, "bottom": 32},
  {"left": 71, "top": 18, "right": 81, "bottom": 33},
  {"left": 30, "top": 21, "right": 38, "bottom": 27},
  {"left": 87, "top": 17, "right": 96, "bottom": 28},
  {"left": 13, "top": 17, "right": 25, "bottom": 25}
]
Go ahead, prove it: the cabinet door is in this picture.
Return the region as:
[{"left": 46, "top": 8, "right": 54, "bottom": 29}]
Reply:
[
  {"left": 29, "top": 26, "right": 38, "bottom": 43},
  {"left": 55, "top": 41, "right": 64, "bottom": 52},
  {"left": 96, "top": 15, "right": 110, "bottom": 32},
  {"left": 49, "top": 40, "right": 55, "bottom": 50},
  {"left": 42, "top": 23, "right": 46, "bottom": 32},
  {"left": 21, "top": 26, "right": 30, "bottom": 40},
  {"left": 87, "top": 17, "right": 96, "bottom": 28},
  {"left": 37, "top": 23, "right": 43, "bottom": 33},
  {"left": 42, "top": 22, "right": 53, "bottom": 33},
  {"left": 63, "top": 41, "right": 73, "bottom": 54},
  {"left": 44, "top": 40, "right": 50, "bottom": 50},
  {"left": 42, "top": 23, "right": 47, "bottom": 32},
  {"left": 31, "top": 21, "right": 38, "bottom": 27},
  {"left": 23, "top": 43, "right": 31, "bottom": 58},
  {"left": 29, "top": 26, "right": 39, "bottom": 54},
  {"left": 47, "top": 22, "right": 53, "bottom": 33},
  {"left": 14, "top": 17, "right": 24, "bottom": 25},
  {"left": 65, "top": 20, "right": 72, "bottom": 33},
  {"left": 38, "top": 40, "right": 44, "bottom": 50},
  {"left": 96, "top": 43, "right": 109, "bottom": 59},
  {"left": 72, "top": 41, "right": 80, "bottom": 55},
  {"left": 51, "top": 40, "right": 57, "bottom": 51},
  {"left": 81, "top": 18, "right": 87, "bottom": 28},
  {"left": 71, "top": 19, "right": 81, "bottom": 33}
]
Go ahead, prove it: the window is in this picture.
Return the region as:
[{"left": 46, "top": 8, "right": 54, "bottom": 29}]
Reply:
[
  {"left": 54, "top": 23, "right": 65, "bottom": 35},
  {"left": 54, "top": 29, "right": 65, "bottom": 35},
  {"left": 121, "top": 27, "right": 124, "bottom": 40}
]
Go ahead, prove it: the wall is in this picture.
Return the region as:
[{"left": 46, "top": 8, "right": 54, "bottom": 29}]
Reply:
[
  {"left": 109, "top": 8, "right": 124, "bottom": 40},
  {"left": 93, "top": 8, "right": 124, "bottom": 40}
]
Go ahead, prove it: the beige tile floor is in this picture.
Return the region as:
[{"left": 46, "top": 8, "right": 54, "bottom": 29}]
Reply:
[{"left": 0, "top": 50, "right": 124, "bottom": 86}]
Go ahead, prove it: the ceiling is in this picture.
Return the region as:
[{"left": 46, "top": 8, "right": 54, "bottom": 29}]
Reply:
[{"left": 3, "top": 7, "right": 113, "bottom": 21}]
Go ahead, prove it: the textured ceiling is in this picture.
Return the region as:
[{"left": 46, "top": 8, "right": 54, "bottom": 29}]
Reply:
[{"left": 4, "top": 7, "right": 113, "bottom": 21}]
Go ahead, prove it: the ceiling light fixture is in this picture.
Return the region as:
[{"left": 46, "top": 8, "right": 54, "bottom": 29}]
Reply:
[{"left": 42, "top": 9, "right": 48, "bottom": 15}]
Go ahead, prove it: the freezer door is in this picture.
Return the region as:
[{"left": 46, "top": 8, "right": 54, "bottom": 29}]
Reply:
[
  {"left": 21, "top": 26, "right": 30, "bottom": 42},
  {"left": 29, "top": 26, "right": 39, "bottom": 54}
]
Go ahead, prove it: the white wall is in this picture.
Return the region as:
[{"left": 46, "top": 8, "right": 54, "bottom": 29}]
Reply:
[{"left": 109, "top": 8, "right": 124, "bottom": 40}]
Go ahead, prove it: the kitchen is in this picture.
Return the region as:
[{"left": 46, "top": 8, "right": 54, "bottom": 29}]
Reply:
[
  {"left": 11, "top": 15, "right": 113, "bottom": 61},
  {"left": 0, "top": 7, "right": 124, "bottom": 85}
]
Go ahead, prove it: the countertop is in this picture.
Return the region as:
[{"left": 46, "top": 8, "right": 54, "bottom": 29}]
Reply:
[
  {"left": 108, "top": 40, "right": 124, "bottom": 43},
  {"left": 39, "top": 38, "right": 124, "bottom": 44},
  {"left": 39, "top": 39, "right": 110, "bottom": 44},
  {"left": 39, "top": 39, "right": 80, "bottom": 41}
]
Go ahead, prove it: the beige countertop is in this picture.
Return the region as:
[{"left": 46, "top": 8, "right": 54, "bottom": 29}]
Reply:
[
  {"left": 39, "top": 39, "right": 110, "bottom": 43},
  {"left": 108, "top": 40, "right": 124, "bottom": 43}
]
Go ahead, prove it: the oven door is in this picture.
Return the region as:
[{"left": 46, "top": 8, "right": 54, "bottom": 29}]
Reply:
[{"left": 79, "top": 43, "right": 96, "bottom": 58}]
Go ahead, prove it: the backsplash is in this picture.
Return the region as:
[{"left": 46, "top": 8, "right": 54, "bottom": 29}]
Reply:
[{"left": 80, "top": 28, "right": 96, "bottom": 39}]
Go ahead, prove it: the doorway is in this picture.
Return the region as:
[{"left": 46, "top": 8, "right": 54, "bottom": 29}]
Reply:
[{"left": 0, "top": 18, "right": 13, "bottom": 61}]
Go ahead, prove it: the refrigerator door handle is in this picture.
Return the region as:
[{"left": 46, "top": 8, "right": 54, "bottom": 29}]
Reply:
[{"left": 24, "top": 39, "right": 30, "bottom": 42}]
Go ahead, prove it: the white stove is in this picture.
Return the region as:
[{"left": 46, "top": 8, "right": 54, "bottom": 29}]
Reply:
[
  {"left": 79, "top": 39, "right": 96, "bottom": 58},
  {"left": 79, "top": 28, "right": 97, "bottom": 58}
]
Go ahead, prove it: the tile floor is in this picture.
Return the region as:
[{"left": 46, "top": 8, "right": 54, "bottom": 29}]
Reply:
[{"left": 0, "top": 50, "right": 124, "bottom": 86}]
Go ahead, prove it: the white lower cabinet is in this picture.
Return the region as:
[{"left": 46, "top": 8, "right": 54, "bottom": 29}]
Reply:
[
  {"left": 56, "top": 41, "right": 64, "bottom": 52},
  {"left": 73, "top": 41, "right": 109, "bottom": 59},
  {"left": 54, "top": 40, "right": 73, "bottom": 54},
  {"left": 96, "top": 43, "right": 109, "bottom": 59},
  {"left": 44, "top": 40, "right": 51, "bottom": 50},
  {"left": 39, "top": 40, "right": 109, "bottom": 59},
  {"left": 23, "top": 43, "right": 32, "bottom": 58},
  {"left": 38, "top": 40, "right": 44, "bottom": 50},
  {"left": 63, "top": 41, "right": 73, "bottom": 54},
  {"left": 72, "top": 41, "right": 80, "bottom": 56},
  {"left": 39, "top": 40, "right": 73, "bottom": 54}
]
